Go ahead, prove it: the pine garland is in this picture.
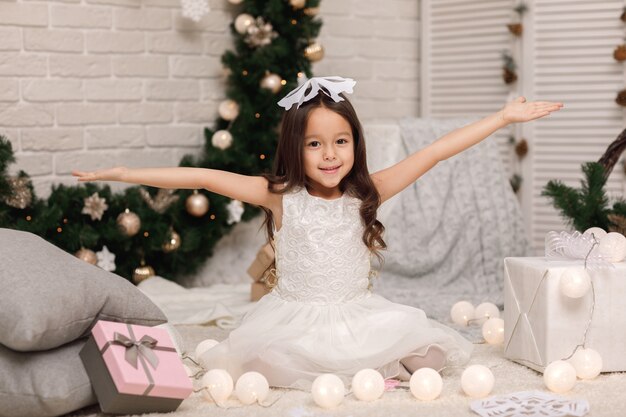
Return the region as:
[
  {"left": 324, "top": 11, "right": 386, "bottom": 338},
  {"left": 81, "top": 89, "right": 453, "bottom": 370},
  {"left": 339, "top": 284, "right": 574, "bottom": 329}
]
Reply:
[{"left": 0, "top": 0, "right": 322, "bottom": 281}]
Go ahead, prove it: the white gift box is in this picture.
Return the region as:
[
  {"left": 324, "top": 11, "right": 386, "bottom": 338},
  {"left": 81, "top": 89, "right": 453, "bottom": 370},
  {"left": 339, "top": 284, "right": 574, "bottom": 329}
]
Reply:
[{"left": 504, "top": 257, "right": 626, "bottom": 373}]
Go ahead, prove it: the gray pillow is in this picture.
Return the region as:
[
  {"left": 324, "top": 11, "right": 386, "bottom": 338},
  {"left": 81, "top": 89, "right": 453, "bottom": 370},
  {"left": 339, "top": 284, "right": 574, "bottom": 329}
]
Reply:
[
  {"left": 0, "top": 339, "right": 96, "bottom": 417},
  {"left": 0, "top": 228, "right": 167, "bottom": 351}
]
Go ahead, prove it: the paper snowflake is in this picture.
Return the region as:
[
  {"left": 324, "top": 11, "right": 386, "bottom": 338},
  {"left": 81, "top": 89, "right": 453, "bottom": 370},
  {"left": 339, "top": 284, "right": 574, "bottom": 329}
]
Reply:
[
  {"left": 96, "top": 245, "right": 116, "bottom": 272},
  {"left": 181, "top": 0, "right": 209, "bottom": 22},
  {"left": 226, "top": 199, "right": 244, "bottom": 225},
  {"left": 470, "top": 391, "right": 590, "bottom": 417},
  {"left": 82, "top": 192, "right": 108, "bottom": 221}
]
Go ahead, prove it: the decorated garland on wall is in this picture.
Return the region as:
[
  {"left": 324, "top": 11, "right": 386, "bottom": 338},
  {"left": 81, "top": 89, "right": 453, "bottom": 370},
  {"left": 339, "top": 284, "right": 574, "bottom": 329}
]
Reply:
[
  {"left": 0, "top": 0, "right": 323, "bottom": 283},
  {"left": 502, "top": 2, "right": 527, "bottom": 194}
]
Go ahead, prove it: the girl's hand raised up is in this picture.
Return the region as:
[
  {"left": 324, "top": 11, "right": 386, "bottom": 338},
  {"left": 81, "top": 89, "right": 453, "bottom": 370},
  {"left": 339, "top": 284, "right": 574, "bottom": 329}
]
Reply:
[
  {"left": 501, "top": 96, "right": 563, "bottom": 124},
  {"left": 72, "top": 167, "right": 128, "bottom": 182}
]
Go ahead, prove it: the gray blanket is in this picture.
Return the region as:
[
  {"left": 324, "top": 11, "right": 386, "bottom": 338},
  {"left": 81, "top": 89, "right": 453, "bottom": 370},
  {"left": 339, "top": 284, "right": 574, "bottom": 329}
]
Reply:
[{"left": 374, "top": 118, "right": 530, "bottom": 324}]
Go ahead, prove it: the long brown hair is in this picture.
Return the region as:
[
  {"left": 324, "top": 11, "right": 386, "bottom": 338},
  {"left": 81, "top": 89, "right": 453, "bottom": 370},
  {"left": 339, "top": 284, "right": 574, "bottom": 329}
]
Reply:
[{"left": 261, "top": 91, "right": 387, "bottom": 264}]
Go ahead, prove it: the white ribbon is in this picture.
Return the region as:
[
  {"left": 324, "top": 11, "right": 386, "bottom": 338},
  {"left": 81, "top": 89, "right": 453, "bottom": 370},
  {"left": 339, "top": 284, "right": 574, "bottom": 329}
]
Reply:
[{"left": 277, "top": 76, "right": 356, "bottom": 110}]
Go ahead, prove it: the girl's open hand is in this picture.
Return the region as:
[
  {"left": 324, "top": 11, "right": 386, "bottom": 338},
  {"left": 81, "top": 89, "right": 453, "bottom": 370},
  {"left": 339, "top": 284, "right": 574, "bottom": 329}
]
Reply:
[
  {"left": 501, "top": 96, "right": 563, "bottom": 124},
  {"left": 72, "top": 166, "right": 127, "bottom": 182}
]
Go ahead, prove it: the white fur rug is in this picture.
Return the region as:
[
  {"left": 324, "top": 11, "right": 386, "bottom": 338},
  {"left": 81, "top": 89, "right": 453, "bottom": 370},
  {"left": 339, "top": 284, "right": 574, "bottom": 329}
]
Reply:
[{"left": 67, "top": 324, "right": 625, "bottom": 417}]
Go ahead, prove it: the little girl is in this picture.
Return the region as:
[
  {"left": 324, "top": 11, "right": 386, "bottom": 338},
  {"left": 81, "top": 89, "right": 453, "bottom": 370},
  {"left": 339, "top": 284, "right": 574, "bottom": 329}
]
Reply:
[{"left": 74, "top": 76, "right": 562, "bottom": 390}]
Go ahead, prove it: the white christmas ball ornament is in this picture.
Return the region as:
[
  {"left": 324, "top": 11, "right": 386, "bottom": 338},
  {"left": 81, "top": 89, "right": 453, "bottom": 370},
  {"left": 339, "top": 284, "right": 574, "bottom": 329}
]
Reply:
[
  {"left": 195, "top": 339, "right": 219, "bottom": 359},
  {"left": 234, "top": 13, "right": 254, "bottom": 34},
  {"left": 559, "top": 267, "right": 591, "bottom": 298},
  {"left": 260, "top": 73, "right": 283, "bottom": 93},
  {"left": 351, "top": 369, "right": 384, "bottom": 402},
  {"left": 212, "top": 130, "right": 233, "bottom": 150},
  {"left": 584, "top": 227, "right": 607, "bottom": 240},
  {"left": 461, "top": 365, "right": 494, "bottom": 398},
  {"left": 598, "top": 232, "right": 626, "bottom": 262},
  {"left": 570, "top": 348, "right": 603, "bottom": 380},
  {"left": 235, "top": 371, "right": 269, "bottom": 405},
  {"left": 409, "top": 368, "right": 443, "bottom": 401},
  {"left": 450, "top": 301, "right": 475, "bottom": 326},
  {"left": 202, "top": 369, "right": 233, "bottom": 403},
  {"left": 544, "top": 360, "right": 577, "bottom": 393},
  {"left": 482, "top": 318, "right": 505, "bottom": 345},
  {"left": 218, "top": 99, "right": 240, "bottom": 121},
  {"left": 311, "top": 374, "right": 345, "bottom": 409},
  {"left": 474, "top": 302, "right": 500, "bottom": 322}
]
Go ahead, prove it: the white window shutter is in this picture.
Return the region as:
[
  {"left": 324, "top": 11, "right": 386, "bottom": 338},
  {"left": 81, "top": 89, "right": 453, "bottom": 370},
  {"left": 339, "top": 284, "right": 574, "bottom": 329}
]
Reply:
[{"left": 422, "top": 0, "right": 626, "bottom": 253}]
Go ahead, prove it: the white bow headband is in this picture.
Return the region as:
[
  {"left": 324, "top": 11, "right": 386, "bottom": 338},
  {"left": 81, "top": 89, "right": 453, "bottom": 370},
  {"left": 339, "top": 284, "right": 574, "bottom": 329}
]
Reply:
[{"left": 277, "top": 76, "right": 356, "bottom": 110}]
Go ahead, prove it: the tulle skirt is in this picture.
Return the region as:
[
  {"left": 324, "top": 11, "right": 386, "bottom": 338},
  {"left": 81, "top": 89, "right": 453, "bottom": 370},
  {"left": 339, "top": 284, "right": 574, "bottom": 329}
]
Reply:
[{"left": 200, "top": 291, "right": 473, "bottom": 390}]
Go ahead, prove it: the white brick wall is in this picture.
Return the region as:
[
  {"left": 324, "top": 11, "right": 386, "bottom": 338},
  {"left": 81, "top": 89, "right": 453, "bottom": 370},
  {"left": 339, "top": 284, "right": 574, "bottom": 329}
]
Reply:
[{"left": 1, "top": 0, "right": 420, "bottom": 198}]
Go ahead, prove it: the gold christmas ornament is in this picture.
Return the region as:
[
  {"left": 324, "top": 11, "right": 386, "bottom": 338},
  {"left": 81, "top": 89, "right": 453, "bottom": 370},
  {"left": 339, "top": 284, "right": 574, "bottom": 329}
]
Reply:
[
  {"left": 162, "top": 229, "right": 182, "bottom": 253},
  {"left": 234, "top": 13, "right": 255, "bottom": 35},
  {"left": 289, "top": 0, "right": 306, "bottom": 9},
  {"left": 186, "top": 190, "right": 210, "bottom": 217},
  {"left": 132, "top": 263, "right": 155, "bottom": 284},
  {"left": 218, "top": 99, "right": 240, "bottom": 121},
  {"left": 304, "top": 7, "right": 320, "bottom": 16},
  {"left": 117, "top": 208, "right": 141, "bottom": 237},
  {"left": 304, "top": 42, "right": 324, "bottom": 62},
  {"left": 211, "top": 129, "right": 233, "bottom": 150},
  {"left": 138, "top": 188, "right": 179, "bottom": 214},
  {"left": 75, "top": 248, "right": 98, "bottom": 265},
  {"left": 3, "top": 177, "right": 32, "bottom": 209},
  {"left": 260, "top": 73, "right": 283, "bottom": 93}
]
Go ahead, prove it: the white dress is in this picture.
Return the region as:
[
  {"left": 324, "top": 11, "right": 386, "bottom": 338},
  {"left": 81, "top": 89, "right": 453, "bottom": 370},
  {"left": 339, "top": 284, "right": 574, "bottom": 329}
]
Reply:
[{"left": 201, "top": 186, "right": 473, "bottom": 390}]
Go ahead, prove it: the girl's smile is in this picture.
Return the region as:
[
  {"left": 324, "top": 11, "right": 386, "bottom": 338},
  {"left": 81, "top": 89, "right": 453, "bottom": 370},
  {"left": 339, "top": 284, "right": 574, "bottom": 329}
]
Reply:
[{"left": 302, "top": 107, "right": 355, "bottom": 199}]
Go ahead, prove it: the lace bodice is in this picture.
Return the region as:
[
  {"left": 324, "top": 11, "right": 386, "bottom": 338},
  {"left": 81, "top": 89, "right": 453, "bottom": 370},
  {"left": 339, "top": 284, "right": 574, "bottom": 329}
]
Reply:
[{"left": 271, "top": 186, "right": 372, "bottom": 303}]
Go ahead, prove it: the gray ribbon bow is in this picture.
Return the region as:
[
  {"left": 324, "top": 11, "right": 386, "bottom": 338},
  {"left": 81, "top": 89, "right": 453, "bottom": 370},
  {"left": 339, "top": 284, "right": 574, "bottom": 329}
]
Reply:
[{"left": 112, "top": 332, "right": 160, "bottom": 370}]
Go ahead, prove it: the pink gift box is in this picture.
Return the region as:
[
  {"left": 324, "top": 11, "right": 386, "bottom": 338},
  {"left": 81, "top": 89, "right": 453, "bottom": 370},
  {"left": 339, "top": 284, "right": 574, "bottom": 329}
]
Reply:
[{"left": 80, "top": 320, "right": 193, "bottom": 414}]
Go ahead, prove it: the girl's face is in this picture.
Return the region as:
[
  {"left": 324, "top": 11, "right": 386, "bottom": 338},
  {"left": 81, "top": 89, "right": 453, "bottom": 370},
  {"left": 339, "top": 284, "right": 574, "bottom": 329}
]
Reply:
[{"left": 302, "top": 107, "right": 355, "bottom": 198}]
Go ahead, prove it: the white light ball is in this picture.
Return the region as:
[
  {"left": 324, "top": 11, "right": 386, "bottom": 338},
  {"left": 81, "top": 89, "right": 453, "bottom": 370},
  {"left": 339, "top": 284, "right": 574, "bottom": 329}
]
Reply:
[
  {"left": 235, "top": 371, "right": 269, "bottom": 405},
  {"left": 311, "top": 374, "right": 345, "bottom": 409},
  {"left": 227, "top": 0, "right": 243, "bottom": 4},
  {"left": 584, "top": 227, "right": 607, "bottom": 241},
  {"left": 234, "top": 13, "right": 254, "bottom": 34},
  {"left": 482, "top": 318, "right": 505, "bottom": 345},
  {"left": 211, "top": 129, "right": 233, "bottom": 150},
  {"left": 409, "top": 368, "right": 443, "bottom": 401},
  {"left": 559, "top": 267, "right": 591, "bottom": 298},
  {"left": 202, "top": 369, "right": 233, "bottom": 403},
  {"left": 260, "top": 73, "right": 283, "bottom": 94},
  {"left": 474, "top": 302, "right": 500, "bottom": 322},
  {"left": 450, "top": 301, "right": 475, "bottom": 326},
  {"left": 218, "top": 99, "right": 240, "bottom": 121},
  {"left": 570, "top": 348, "right": 603, "bottom": 380},
  {"left": 544, "top": 360, "right": 577, "bottom": 393},
  {"left": 598, "top": 232, "right": 626, "bottom": 262},
  {"left": 461, "top": 365, "right": 494, "bottom": 398},
  {"left": 351, "top": 369, "right": 384, "bottom": 402},
  {"left": 195, "top": 339, "right": 219, "bottom": 360}
]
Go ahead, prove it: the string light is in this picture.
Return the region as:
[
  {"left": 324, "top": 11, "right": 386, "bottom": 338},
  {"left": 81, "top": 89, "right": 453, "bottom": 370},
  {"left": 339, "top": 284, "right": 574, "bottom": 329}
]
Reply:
[
  {"left": 255, "top": 113, "right": 261, "bottom": 119},
  {"left": 242, "top": 70, "right": 248, "bottom": 76},
  {"left": 63, "top": 218, "right": 68, "bottom": 224},
  {"left": 26, "top": 215, "right": 31, "bottom": 221},
  {"left": 56, "top": 227, "right": 62, "bottom": 233},
  {"left": 291, "top": 19, "right": 297, "bottom": 25},
  {"left": 260, "top": 154, "right": 266, "bottom": 160},
  {"left": 281, "top": 79, "right": 287, "bottom": 85},
  {"left": 143, "top": 231, "right": 150, "bottom": 237},
  {"left": 210, "top": 214, "right": 216, "bottom": 220}
]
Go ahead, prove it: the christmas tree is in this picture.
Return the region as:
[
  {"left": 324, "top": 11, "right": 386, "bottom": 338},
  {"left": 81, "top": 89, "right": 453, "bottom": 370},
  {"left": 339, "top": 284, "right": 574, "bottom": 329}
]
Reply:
[{"left": 0, "top": 0, "right": 323, "bottom": 282}]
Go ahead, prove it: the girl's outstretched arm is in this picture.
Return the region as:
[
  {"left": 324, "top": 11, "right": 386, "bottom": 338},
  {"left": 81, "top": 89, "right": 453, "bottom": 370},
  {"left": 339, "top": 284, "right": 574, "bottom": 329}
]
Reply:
[
  {"left": 72, "top": 167, "right": 278, "bottom": 209},
  {"left": 371, "top": 97, "right": 563, "bottom": 204}
]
